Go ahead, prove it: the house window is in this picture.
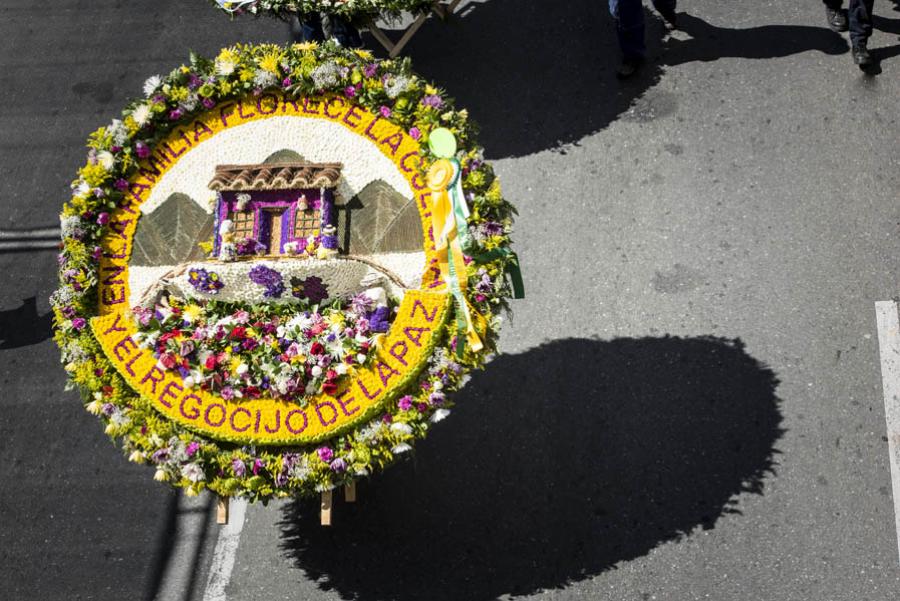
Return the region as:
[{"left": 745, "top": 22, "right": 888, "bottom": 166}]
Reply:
[
  {"left": 294, "top": 207, "right": 321, "bottom": 239},
  {"left": 232, "top": 210, "right": 255, "bottom": 240}
]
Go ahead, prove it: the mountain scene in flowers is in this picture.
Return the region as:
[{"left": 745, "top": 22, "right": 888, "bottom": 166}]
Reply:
[
  {"left": 130, "top": 193, "right": 214, "bottom": 266},
  {"left": 338, "top": 179, "right": 424, "bottom": 255}
]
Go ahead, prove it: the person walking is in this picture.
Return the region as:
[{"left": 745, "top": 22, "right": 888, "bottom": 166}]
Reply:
[
  {"left": 822, "top": 0, "right": 875, "bottom": 66},
  {"left": 609, "top": 0, "right": 679, "bottom": 79}
]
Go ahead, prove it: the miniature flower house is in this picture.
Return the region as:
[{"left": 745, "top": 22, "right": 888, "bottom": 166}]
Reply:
[{"left": 209, "top": 162, "right": 343, "bottom": 259}]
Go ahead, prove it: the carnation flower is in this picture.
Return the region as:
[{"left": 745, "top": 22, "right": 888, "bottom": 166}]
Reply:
[
  {"left": 317, "top": 447, "right": 334, "bottom": 463},
  {"left": 181, "top": 463, "right": 205, "bottom": 483}
]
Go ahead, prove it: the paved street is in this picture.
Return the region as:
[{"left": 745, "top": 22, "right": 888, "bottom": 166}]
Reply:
[{"left": 1, "top": 1, "right": 899, "bottom": 600}]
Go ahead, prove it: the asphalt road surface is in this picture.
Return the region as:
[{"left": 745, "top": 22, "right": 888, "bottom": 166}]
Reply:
[{"left": 1, "top": 1, "right": 899, "bottom": 600}]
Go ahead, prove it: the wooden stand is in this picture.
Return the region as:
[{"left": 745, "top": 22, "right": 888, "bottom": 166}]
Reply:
[
  {"left": 318, "top": 483, "right": 358, "bottom": 525},
  {"left": 320, "top": 490, "right": 333, "bottom": 526},
  {"left": 366, "top": 0, "right": 463, "bottom": 58},
  {"left": 217, "top": 496, "right": 229, "bottom": 525}
]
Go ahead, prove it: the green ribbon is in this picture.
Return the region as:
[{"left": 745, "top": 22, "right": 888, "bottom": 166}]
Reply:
[{"left": 447, "top": 160, "right": 525, "bottom": 300}]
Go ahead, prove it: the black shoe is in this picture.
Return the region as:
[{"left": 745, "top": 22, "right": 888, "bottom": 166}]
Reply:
[
  {"left": 657, "top": 7, "right": 678, "bottom": 29},
  {"left": 826, "top": 7, "right": 849, "bottom": 32},
  {"left": 616, "top": 56, "right": 644, "bottom": 79},
  {"left": 852, "top": 43, "right": 873, "bottom": 67}
]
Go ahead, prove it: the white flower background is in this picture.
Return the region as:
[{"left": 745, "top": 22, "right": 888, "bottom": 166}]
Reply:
[{"left": 129, "top": 116, "right": 426, "bottom": 306}]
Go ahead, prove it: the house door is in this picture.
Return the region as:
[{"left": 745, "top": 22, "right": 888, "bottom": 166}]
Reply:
[{"left": 265, "top": 209, "right": 285, "bottom": 255}]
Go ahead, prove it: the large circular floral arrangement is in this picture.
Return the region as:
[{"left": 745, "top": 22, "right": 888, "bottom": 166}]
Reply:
[
  {"left": 53, "top": 42, "right": 521, "bottom": 502},
  {"left": 210, "top": 0, "right": 435, "bottom": 20}
]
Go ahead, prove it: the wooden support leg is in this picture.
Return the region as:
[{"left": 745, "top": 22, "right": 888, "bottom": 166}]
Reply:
[
  {"left": 388, "top": 12, "right": 430, "bottom": 58},
  {"left": 217, "top": 496, "right": 229, "bottom": 525},
  {"left": 320, "top": 490, "right": 333, "bottom": 526},
  {"left": 344, "top": 481, "right": 357, "bottom": 503},
  {"left": 365, "top": 19, "right": 396, "bottom": 55}
]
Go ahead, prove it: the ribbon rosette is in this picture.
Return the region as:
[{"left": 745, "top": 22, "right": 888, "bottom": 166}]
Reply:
[{"left": 215, "top": 0, "right": 257, "bottom": 13}]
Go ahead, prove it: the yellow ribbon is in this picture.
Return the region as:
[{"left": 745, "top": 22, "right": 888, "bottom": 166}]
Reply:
[{"left": 427, "top": 159, "right": 483, "bottom": 354}]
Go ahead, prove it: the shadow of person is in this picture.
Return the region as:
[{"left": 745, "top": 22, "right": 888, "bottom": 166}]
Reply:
[
  {"left": 0, "top": 297, "right": 53, "bottom": 350},
  {"left": 386, "top": 1, "right": 850, "bottom": 158},
  {"left": 873, "top": 13, "right": 900, "bottom": 35},
  {"left": 279, "top": 336, "right": 784, "bottom": 601},
  {"left": 665, "top": 13, "right": 848, "bottom": 64}
]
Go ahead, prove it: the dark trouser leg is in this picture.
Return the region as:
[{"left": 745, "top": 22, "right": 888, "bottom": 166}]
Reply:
[
  {"left": 609, "top": 0, "right": 646, "bottom": 59},
  {"left": 290, "top": 12, "right": 325, "bottom": 43},
  {"left": 327, "top": 16, "right": 363, "bottom": 48},
  {"left": 848, "top": 0, "right": 874, "bottom": 46}
]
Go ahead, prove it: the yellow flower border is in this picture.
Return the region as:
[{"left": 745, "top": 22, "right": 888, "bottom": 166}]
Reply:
[
  {"left": 92, "top": 291, "right": 449, "bottom": 444},
  {"left": 93, "top": 95, "right": 459, "bottom": 444}
]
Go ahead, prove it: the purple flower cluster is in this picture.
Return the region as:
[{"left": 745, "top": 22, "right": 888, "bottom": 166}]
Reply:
[
  {"left": 236, "top": 237, "right": 266, "bottom": 256},
  {"left": 290, "top": 275, "right": 329, "bottom": 304},
  {"left": 187, "top": 268, "right": 224, "bottom": 294},
  {"left": 421, "top": 94, "right": 443, "bottom": 109},
  {"left": 249, "top": 265, "right": 285, "bottom": 298}
]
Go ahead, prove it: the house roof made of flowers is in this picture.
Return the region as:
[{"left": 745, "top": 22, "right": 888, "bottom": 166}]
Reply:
[{"left": 208, "top": 162, "right": 344, "bottom": 192}]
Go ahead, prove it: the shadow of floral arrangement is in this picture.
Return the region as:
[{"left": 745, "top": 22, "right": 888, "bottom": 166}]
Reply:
[
  {"left": 384, "top": 1, "right": 849, "bottom": 157},
  {"left": 279, "top": 336, "right": 784, "bottom": 600}
]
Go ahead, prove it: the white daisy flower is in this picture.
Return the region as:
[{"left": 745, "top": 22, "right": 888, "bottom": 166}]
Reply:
[
  {"left": 132, "top": 104, "right": 152, "bottom": 126},
  {"left": 143, "top": 75, "right": 162, "bottom": 97}
]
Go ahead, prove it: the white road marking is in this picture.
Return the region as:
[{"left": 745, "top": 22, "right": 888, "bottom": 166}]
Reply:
[
  {"left": 874, "top": 300, "right": 900, "bottom": 565},
  {"left": 201, "top": 498, "right": 248, "bottom": 601}
]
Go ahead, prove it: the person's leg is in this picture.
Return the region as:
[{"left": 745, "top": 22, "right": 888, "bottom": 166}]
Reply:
[
  {"left": 327, "top": 15, "right": 363, "bottom": 48},
  {"left": 848, "top": 0, "right": 874, "bottom": 47},
  {"left": 824, "top": 0, "right": 849, "bottom": 31},
  {"left": 848, "top": 0, "right": 875, "bottom": 65},
  {"left": 609, "top": 0, "right": 646, "bottom": 61},
  {"left": 290, "top": 12, "right": 326, "bottom": 43}
]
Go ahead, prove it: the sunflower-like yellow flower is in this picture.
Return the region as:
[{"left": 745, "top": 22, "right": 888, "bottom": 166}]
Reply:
[
  {"left": 258, "top": 51, "right": 283, "bottom": 74},
  {"left": 353, "top": 49, "right": 374, "bottom": 60},
  {"left": 183, "top": 304, "right": 203, "bottom": 323},
  {"left": 217, "top": 47, "right": 239, "bottom": 64},
  {"left": 294, "top": 41, "right": 317, "bottom": 52}
]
